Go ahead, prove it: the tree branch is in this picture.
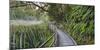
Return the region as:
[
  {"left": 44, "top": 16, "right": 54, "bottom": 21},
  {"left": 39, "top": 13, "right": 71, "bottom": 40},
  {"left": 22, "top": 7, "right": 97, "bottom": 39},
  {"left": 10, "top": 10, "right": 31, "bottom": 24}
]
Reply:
[
  {"left": 10, "top": 1, "right": 48, "bottom": 12},
  {"left": 27, "top": 2, "right": 48, "bottom": 12}
]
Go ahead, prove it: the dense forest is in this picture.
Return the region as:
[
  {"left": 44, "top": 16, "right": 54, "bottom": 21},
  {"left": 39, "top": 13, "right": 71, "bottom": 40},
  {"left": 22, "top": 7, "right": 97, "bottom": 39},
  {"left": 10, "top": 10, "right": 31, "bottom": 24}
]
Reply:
[{"left": 10, "top": 0, "right": 94, "bottom": 49}]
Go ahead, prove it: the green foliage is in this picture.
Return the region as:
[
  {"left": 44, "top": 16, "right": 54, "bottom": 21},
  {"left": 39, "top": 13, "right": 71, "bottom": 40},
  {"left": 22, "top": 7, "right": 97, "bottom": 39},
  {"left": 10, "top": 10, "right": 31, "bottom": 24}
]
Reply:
[
  {"left": 10, "top": 23, "right": 55, "bottom": 49},
  {"left": 47, "top": 3, "right": 72, "bottom": 23},
  {"left": 10, "top": 7, "right": 38, "bottom": 20},
  {"left": 10, "top": 1, "right": 44, "bottom": 20},
  {"left": 62, "top": 5, "right": 94, "bottom": 45},
  {"left": 10, "top": 7, "right": 26, "bottom": 20}
]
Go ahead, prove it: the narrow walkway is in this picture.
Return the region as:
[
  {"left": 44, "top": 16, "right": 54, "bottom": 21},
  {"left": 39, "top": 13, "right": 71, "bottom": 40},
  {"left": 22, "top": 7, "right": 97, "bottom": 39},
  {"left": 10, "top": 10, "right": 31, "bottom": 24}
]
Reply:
[
  {"left": 49, "top": 24, "right": 77, "bottom": 46},
  {"left": 56, "top": 28, "right": 77, "bottom": 46}
]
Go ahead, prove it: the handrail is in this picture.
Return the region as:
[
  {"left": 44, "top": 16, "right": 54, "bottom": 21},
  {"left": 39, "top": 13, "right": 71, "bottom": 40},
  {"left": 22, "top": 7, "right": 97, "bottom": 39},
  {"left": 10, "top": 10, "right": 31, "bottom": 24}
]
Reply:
[{"left": 48, "top": 23, "right": 77, "bottom": 46}]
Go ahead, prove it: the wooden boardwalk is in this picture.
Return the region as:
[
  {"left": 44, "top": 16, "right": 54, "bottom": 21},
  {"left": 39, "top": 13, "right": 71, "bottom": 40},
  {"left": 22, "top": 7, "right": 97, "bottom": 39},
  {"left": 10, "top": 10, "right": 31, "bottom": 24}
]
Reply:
[{"left": 49, "top": 24, "right": 77, "bottom": 46}]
